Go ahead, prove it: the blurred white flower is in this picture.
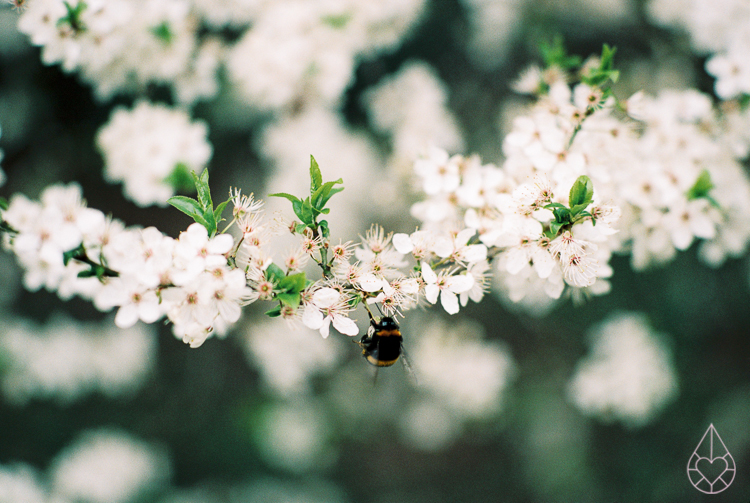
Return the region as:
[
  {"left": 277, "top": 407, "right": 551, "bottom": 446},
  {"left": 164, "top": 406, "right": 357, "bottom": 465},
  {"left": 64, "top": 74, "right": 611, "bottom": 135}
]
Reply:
[
  {"left": 49, "top": 429, "right": 170, "bottom": 503},
  {"left": 0, "top": 314, "right": 156, "bottom": 404},
  {"left": 96, "top": 102, "right": 212, "bottom": 207},
  {"left": 568, "top": 312, "right": 679, "bottom": 427},
  {"left": 0, "top": 464, "right": 46, "bottom": 503}
]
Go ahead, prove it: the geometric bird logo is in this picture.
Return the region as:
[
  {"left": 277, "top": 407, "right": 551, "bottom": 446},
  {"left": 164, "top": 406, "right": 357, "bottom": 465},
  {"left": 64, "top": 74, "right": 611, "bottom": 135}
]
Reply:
[{"left": 687, "top": 424, "right": 735, "bottom": 494}]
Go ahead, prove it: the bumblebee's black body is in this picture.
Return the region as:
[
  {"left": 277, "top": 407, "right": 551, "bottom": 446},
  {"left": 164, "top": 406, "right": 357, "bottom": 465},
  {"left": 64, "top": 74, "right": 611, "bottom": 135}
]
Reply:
[{"left": 359, "top": 316, "right": 403, "bottom": 367}]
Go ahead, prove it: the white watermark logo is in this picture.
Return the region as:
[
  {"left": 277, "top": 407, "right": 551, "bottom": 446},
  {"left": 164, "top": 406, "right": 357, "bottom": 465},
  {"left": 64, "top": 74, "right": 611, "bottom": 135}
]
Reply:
[{"left": 687, "top": 424, "right": 735, "bottom": 494}]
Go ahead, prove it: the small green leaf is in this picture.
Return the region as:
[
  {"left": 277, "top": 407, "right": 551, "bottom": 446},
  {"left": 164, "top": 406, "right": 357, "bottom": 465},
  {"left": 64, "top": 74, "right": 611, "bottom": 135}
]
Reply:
[
  {"left": 0, "top": 197, "right": 8, "bottom": 211},
  {"left": 269, "top": 192, "right": 301, "bottom": 204},
  {"left": 213, "top": 199, "right": 230, "bottom": 225},
  {"left": 292, "top": 199, "right": 308, "bottom": 225},
  {"left": 322, "top": 13, "right": 350, "bottom": 28},
  {"left": 295, "top": 223, "right": 308, "bottom": 234},
  {"left": 540, "top": 35, "right": 581, "bottom": 70},
  {"left": 276, "top": 292, "right": 301, "bottom": 308},
  {"left": 151, "top": 21, "right": 173, "bottom": 44},
  {"left": 569, "top": 175, "right": 594, "bottom": 207},
  {"left": 548, "top": 221, "right": 563, "bottom": 238},
  {"left": 192, "top": 212, "right": 211, "bottom": 232},
  {"left": 191, "top": 170, "right": 212, "bottom": 211},
  {"left": 570, "top": 203, "right": 590, "bottom": 216},
  {"left": 310, "top": 155, "right": 323, "bottom": 194},
  {"left": 58, "top": 1, "right": 87, "bottom": 32},
  {"left": 63, "top": 244, "right": 85, "bottom": 266},
  {"left": 311, "top": 179, "right": 344, "bottom": 210},
  {"left": 278, "top": 272, "right": 306, "bottom": 293},
  {"left": 300, "top": 198, "right": 314, "bottom": 225},
  {"left": 265, "top": 306, "right": 282, "bottom": 317},
  {"left": 202, "top": 209, "right": 217, "bottom": 237},
  {"left": 163, "top": 162, "right": 194, "bottom": 192},
  {"left": 265, "top": 263, "right": 286, "bottom": 283},
  {"left": 168, "top": 195, "right": 203, "bottom": 219},
  {"left": 318, "top": 220, "right": 330, "bottom": 239},
  {"left": 77, "top": 267, "right": 97, "bottom": 278},
  {"left": 687, "top": 169, "right": 714, "bottom": 201},
  {"left": 544, "top": 202, "right": 568, "bottom": 210},
  {"left": 551, "top": 206, "right": 572, "bottom": 225}
]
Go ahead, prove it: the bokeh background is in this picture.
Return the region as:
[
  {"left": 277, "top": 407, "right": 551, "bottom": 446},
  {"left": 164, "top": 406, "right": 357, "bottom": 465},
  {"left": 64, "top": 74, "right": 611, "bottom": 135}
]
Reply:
[{"left": 1, "top": 0, "right": 750, "bottom": 501}]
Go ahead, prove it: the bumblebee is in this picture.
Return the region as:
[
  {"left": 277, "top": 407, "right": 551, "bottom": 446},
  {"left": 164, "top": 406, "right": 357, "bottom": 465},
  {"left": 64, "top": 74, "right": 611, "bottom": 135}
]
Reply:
[{"left": 358, "top": 315, "right": 404, "bottom": 367}]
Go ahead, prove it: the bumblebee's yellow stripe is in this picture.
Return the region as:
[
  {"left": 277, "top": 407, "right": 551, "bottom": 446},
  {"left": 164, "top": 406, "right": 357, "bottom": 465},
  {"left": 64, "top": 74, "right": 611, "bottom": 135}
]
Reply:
[
  {"left": 366, "top": 355, "right": 399, "bottom": 367},
  {"left": 375, "top": 329, "right": 401, "bottom": 337}
]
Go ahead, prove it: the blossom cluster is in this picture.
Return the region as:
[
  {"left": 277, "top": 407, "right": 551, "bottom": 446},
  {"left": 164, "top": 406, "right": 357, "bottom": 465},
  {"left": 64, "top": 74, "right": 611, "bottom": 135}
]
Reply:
[
  {"left": 648, "top": 0, "right": 750, "bottom": 100},
  {"left": 0, "top": 182, "right": 254, "bottom": 348},
  {"left": 96, "top": 101, "right": 212, "bottom": 207},
  {"left": 17, "top": 0, "right": 219, "bottom": 104},
  {"left": 403, "top": 48, "right": 750, "bottom": 312},
  {"left": 16, "top": 0, "right": 426, "bottom": 111}
]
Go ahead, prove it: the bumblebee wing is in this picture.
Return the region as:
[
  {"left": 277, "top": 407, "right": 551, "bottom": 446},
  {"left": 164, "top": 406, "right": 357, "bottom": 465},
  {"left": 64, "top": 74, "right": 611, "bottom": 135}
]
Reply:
[{"left": 400, "top": 345, "right": 418, "bottom": 386}]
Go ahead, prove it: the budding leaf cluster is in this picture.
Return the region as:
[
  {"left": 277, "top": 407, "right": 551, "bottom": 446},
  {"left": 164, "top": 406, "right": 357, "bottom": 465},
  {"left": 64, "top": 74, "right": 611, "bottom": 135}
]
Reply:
[
  {"left": 58, "top": 1, "right": 87, "bottom": 33},
  {"left": 270, "top": 155, "right": 343, "bottom": 239},
  {"left": 545, "top": 175, "right": 595, "bottom": 237},
  {"left": 686, "top": 169, "right": 719, "bottom": 208},
  {"left": 264, "top": 263, "right": 309, "bottom": 317},
  {"left": 168, "top": 169, "right": 229, "bottom": 237},
  {"left": 581, "top": 44, "right": 619, "bottom": 89},
  {"left": 540, "top": 35, "right": 582, "bottom": 70}
]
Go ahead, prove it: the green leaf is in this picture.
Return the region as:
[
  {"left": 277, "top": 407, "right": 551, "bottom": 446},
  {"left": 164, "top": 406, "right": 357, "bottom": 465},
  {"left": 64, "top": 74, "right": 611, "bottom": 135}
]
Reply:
[
  {"left": 687, "top": 169, "right": 714, "bottom": 201},
  {"left": 265, "top": 263, "right": 286, "bottom": 283},
  {"left": 168, "top": 195, "right": 204, "bottom": 219},
  {"left": 151, "top": 21, "right": 173, "bottom": 44},
  {"left": 570, "top": 203, "right": 590, "bottom": 216},
  {"left": 63, "top": 244, "right": 85, "bottom": 266},
  {"left": 551, "top": 206, "right": 572, "bottom": 225},
  {"left": 213, "top": 199, "right": 230, "bottom": 225},
  {"left": 548, "top": 221, "right": 563, "bottom": 238},
  {"left": 202, "top": 208, "right": 217, "bottom": 237},
  {"left": 318, "top": 220, "right": 330, "bottom": 239},
  {"left": 269, "top": 192, "right": 301, "bottom": 204},
  {"left": 191, "top": 170, "right": 212, "bottom": 211},
  {"left": 58, "top": 1, "right": 87, "bottom": 32},
  {"left": 569, "top": 175, "right": 594, "bottom": 207},
  {"left": 295, "top": 223, "right": 307, "bottom": 234},
  {"left": 322, "top": 13, "right": 350, "bottom": 28},
  {"left": 311, "top": 179, "right": 344, "bottom": 210},
  {"left": 309, "top": 155, "right": 323, "bottom": 194},
  {"left": 278, "top": 272, "right": 306, "bottom": 293},
  {"left": 540, "top": 35, "right": 581, "bottom": 70},
  {"left": 192, "top": 211, "right": 211, "bottom": 232},
  {"left": 163, "top": 162, "right": 194, "bottom": 192},
  {"left": 544, "top": 202, "right": 568, "bottom": 210},
  {"left": 0, "top": 197, "right": 8, "bottom": 211},
  {"left": 276, "top": 292, "right": 300, "bottom": 308},
  {"left": 77, "top": 267, "right": 97, "bottom": 278},
  {"left": 292, "top": 199, "right": 307, "bottom": 225},
  {"left": 265, "top": 306, "right": 282, "bottom": 317},
  {"left": 300, "top": 198, "right": 314, "bottom": 225}
]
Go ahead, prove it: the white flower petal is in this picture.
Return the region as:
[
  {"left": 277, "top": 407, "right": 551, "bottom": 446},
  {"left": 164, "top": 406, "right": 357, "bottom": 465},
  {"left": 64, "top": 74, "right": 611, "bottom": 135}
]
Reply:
[
  {"left": 333, "top": 315, "right": 359, "bottom": 336},
  {"left": 425, "top": 284, "right": 440, "bottom": 304},
  {"left": 421, "top": 262, "right": 437, "bottom": 283},
  {"left": 447, "top": 274, "right": 474, "bottom": 293},
  {"left": 312, "top": 287, "right": 340, "bottom": 307},
  {"left": 392, "top": 233, "right": 414, "bottom": 254},
  {"left": 440, "top": 290, "right": 460, "bottom": 314},
  {"left": 302, "top": 306, "right": 324, "bottom": 330},
  {"left": 115, "top": 304, "right": 139, "bottom": 328},
  {"left": 359, "top": 273, "right": 384, "bottom": 292}
]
